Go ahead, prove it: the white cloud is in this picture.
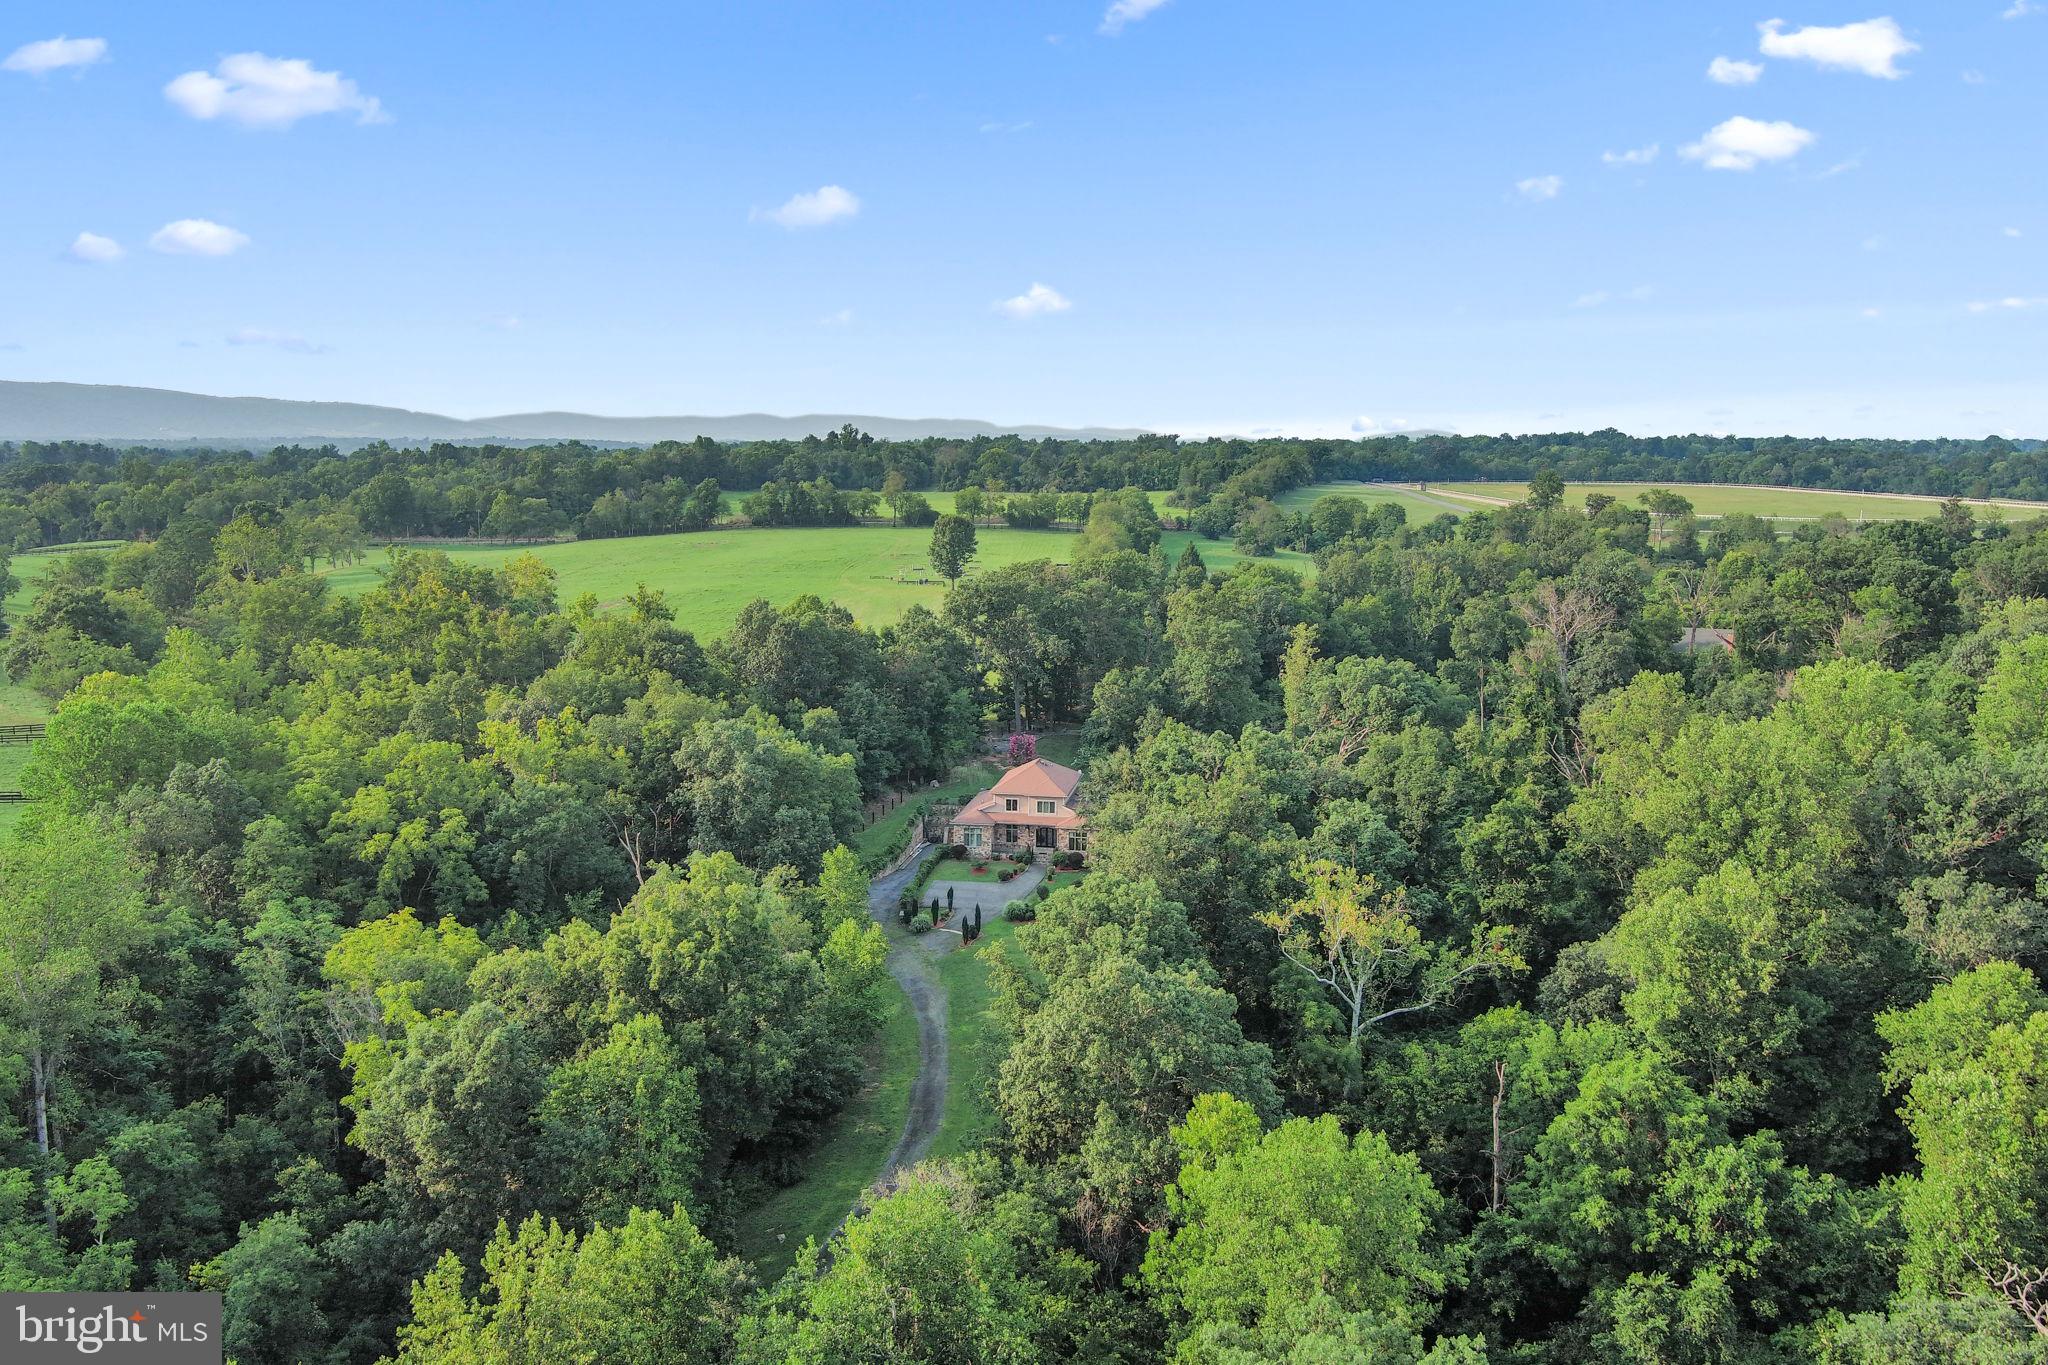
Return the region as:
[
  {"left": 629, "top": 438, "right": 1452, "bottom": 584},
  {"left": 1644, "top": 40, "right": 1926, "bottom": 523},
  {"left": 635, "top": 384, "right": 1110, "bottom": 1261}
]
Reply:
[
  {"left": 149, "top": 219, "right": 251, "bottom": 256},
  {"left": 3, "top": 36, "right": 107, "bottom": 74},
  {"left": 979, "top": 120, "right": 1033, "bottom": 134},
  {"left": 1817, "top": 155, "right": 1863, "bottom": 178},
  {"left": 1100, "top": 0, "right": 1170, "bottom": 35},
  {"left": 2003, "top": 227, "right": 2023, "bottom": 238},
  {"left": 1515, "top": 174, "right": 1563, "bottom": 201},
  {"left": 1861, "top": 306, "right": 1883, "bottom": 318},
  {"left": 754, "top": 185, "right": 860, "bottom": 229},
  {"left": 1708, "top": 56, "right": 1764, "bottom": 84},
  {"left": 1350, "top": 416, "right": 1414, "bottom": 434},
  {"left": 995, "top": 283, "right": 1072, "bottom": 319},
  {"left": 1757, "top": 18, "right": 1918, "bottom": 79},
  {"left": 819, "top": 308, "right": 855, "bottom": 326},
  {"left": 1602, "top": 144, "right": 1659, "bottom": 166},
  {"left": 67, "top": 232, "right": 123, "bottom": 263},
  {"left": 483, "top": 315, "right": 524, "bottom": 331},
  {"left": 2005, "top": 0, "right": 2041, "bottom": 17},
  {"left": 165, "top": 53, "right": 387, "bottom": 128},
  {"left": 1967, "top": 297, "right": 2048, "bottom": 312},
  {"left": 1572, "top": 285, "right": 1654, "bottom": 309},
  {"left": 1962, "top": 69, "right": 1989, "bottom": 84},
  {"left": 1680, "top": 116, "right": 1816, "bottom": 171},
  {"left": 227, "top": 327, "right": 326, "bottom": 354}
]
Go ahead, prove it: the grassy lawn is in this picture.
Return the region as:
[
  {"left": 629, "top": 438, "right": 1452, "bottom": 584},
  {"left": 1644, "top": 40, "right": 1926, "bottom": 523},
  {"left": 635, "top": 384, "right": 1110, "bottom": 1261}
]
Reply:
[
  {"left": 1157, "top": 529, "right": 1316, "bottom": 577},
  {"left": 732, "top": 984, "right": 920, "bottom": 1276},
  {"left": 312, "top": 525, "right": 1084, "bottom": 640},
  {"left": 1042, "top": 869, "right": 1089, "bottom": 893},
  {"left": 927, "top": 856, "right": 1011, "bottom": 884},
  {"left": 0, "top": 675, "right": 47, "bottom": 727},
  {"left": 1431, "top": 481, "right": 2048, "bottom": 522},
  {"left": 0, "top": 660, "right": 47, "bottom": 839},
  {"left": 8, "top": 522, "right": 1326, "bottom": 635},
  {"left": 0, "top": 747, "right": 29, "bottom": 837},
  {"left": 928, "top": 915, "right": 1037, "bottom": 1161}
]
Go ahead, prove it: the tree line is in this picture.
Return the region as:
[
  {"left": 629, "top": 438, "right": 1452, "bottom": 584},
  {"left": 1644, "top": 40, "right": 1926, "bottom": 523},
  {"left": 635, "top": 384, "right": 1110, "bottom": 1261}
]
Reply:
[{"left": 3, "top": 427, "right": 2044, "bottom": 555}]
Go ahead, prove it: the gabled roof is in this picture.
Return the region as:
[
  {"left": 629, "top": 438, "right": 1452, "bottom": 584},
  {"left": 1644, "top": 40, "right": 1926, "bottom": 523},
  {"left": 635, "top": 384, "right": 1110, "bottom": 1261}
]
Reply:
[{"left": 989, "top": 758, "right": 1081, "bottom": 800}]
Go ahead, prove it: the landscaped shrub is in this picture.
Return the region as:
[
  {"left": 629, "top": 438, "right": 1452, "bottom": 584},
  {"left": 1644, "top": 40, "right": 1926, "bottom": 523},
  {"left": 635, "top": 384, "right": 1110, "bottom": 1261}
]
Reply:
[
  {"left": 906, "top": 850, "right": 943, "bottom": 900},
  {"left": 997, "top": 868, "right": 1017, "bottom": 883},
  {"left": 862, "top": 796, "right": 933, "bottom": 873},
  {"left": 971, "top": 863, "right": 988, "bottom": 874},
  {"left": 912, "top": 909, "right": 935, "bottom": 934},
  {"left": 944, "top": 842, "right": 968, "bottom": 859},
  {"left": 1003, "top": 901, "right": 1037, "bottom": 923},
  {"left": 1007, "top": 733, "right": 1037, "bottom": 764},
  {"left": 1011, "top": 849, "right": 1033, "bottom": 865},
  {"left": 1051, "top": 850, "right": 1085, "bottom": 871}
]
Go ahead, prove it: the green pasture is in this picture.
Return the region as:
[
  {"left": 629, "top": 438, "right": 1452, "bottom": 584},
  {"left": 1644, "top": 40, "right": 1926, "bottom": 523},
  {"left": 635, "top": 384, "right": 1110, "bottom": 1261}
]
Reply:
[
  {"left": 1431, "top": 481, "right": 2048, "bottom": 522},
  {"left": 318, "top": 525, "right": 1078, "bottom": 637}
]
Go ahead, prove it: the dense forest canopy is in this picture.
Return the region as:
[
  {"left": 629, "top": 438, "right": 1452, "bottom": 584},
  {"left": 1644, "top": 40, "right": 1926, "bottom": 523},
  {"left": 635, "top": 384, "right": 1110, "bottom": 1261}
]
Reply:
[
  {"left": 0, "top": 426, "right": 2044, "bottom": 553},
  {"left": 7, "top": 445, "right": 2048, "bottom": 1361}
]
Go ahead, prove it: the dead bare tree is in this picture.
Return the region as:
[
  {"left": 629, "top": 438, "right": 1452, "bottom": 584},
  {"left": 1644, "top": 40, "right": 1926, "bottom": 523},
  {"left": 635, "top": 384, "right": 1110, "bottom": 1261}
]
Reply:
[
  {"left": 1517, "top": 582, "right": 1616, "bottom": 702},
  {"left": 1974, "top": 1257, "right": 2048, "bottom": 1337}
]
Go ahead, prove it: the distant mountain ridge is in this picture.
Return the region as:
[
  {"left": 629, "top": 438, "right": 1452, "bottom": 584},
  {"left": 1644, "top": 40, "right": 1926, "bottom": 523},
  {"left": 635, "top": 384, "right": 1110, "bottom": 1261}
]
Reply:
[{"left": 0, "top": 381, "right": 1153, "bottom": 445}]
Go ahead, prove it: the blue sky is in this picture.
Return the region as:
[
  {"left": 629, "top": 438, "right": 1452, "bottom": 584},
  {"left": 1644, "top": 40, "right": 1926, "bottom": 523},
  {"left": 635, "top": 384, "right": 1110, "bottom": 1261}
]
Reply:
[{"left": 1, "top": 2, "right": 2042, "bottom": 437}]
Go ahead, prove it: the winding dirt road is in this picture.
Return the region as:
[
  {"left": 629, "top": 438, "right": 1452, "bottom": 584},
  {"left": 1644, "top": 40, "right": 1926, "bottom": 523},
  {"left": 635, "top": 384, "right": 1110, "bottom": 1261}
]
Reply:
[{"left": 866, "top": 847, "right": 949, "bottom": 1183}]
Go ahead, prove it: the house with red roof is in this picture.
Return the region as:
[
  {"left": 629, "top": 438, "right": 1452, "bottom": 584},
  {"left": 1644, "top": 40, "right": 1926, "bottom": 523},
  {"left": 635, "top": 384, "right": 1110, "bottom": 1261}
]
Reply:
[{"left": 945, "top": 758, "right": 1087, "bottom": 859}]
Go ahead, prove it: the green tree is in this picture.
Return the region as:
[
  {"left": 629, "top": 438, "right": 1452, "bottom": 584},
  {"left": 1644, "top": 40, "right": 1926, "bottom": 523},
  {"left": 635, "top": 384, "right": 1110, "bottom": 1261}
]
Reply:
[
  {"left": 394, "top": 1206, "right": 745, "bottom": 1365},
  {"left": 1143, "top": 1093, "right": 1452, "bottom": 1358},
  {"left": 1879, "top": 963, "right": 2048, "bottom": 1312},
  {"left": 1260, "top": 859, "right": 1522, "bottom": 1098},
  {"left": 0, "top": 819, "right": 148, "bottom": 1187},
  {"left": 929, "top": 513, "right": 978, "bottom": 583}
]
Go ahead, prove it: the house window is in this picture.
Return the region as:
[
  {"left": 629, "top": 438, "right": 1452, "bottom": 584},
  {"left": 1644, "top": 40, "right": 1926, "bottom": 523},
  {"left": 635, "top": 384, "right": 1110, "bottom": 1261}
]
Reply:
[
  {"left": 1003, "top": 798, "right": 1019, "bottom": 812},
  {"left": 1067, "top": 832, "right": 1087, "bottom": 852},
  {"left": 962, "top": 829, "right": 982, "bottom": 848},
  {"left": 1035, "top": 800, "right": 1055, "bottom": 814}
]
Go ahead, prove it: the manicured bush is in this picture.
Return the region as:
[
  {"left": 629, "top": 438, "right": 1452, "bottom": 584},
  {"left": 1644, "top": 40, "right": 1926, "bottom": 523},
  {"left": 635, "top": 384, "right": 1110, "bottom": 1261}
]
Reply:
[
  {"left": 1003, "top": 901, "right": 1037, "bottom": 923},
  {"left": 1011, "top": 850, "right": 1033, "bottom": 865},
  {"left": 944, "top": 842, "right": 968, "bottom": 860},
  {"left": 971, "top": 864, "right": 988, "bottom": 874},
  {"left": 912, "top": 910, "right": 935, "bottom": 934},
  {"left": 1051, "top": 850, "right": 1084, "bottom": 871}
]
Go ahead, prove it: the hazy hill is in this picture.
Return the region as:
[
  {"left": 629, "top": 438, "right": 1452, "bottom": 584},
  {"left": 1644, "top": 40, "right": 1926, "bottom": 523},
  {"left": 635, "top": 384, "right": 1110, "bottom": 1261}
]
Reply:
[{"left": 0, "top": 381, "right": 1152, "bottom": 445}]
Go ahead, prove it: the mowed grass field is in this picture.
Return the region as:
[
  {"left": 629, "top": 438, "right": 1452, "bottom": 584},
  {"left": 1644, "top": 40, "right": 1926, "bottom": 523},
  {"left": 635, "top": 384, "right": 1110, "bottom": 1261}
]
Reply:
[
  {"left": 1430, "top": 481, "right": 2048, "bottom": 522},
  {"left": 8, "top": 522, "right": 1314, "bottom": 642},
  {"left": 319, "top": 526, "right": 1074, "bottom": 636}
]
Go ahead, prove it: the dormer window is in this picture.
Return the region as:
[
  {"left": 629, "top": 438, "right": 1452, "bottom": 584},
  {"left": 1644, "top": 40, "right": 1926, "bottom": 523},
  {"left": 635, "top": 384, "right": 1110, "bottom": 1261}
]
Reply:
[
  {"left": 1004, "top": 798, "right": 1019, "bottom": 812},
  {"left": 1036, "top": 800, "right": 1055, "bottom": 814}
]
